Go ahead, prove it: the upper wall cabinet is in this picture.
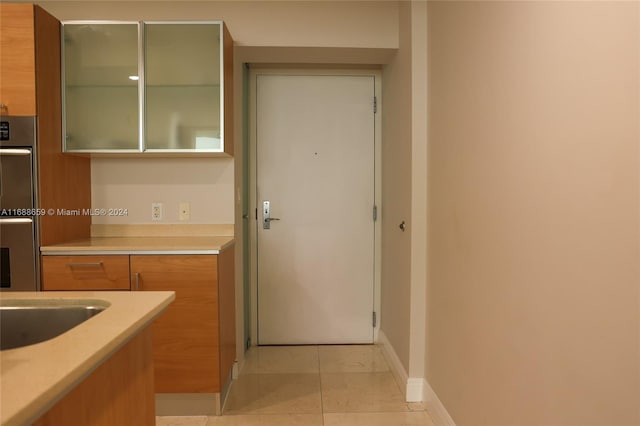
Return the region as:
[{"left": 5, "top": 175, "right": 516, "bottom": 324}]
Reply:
[
  {"left": 62, "top": 21, "right": 233, "bottom": 156},
  {"left": 63, "top": 23, "right": 139, "bottom": 151},
  {"left": 0, "top": 3, "right": 37, "bottom": 116}
]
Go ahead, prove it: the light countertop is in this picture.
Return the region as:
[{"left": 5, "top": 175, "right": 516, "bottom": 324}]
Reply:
[
  {"left": 40, "top": 236, "right": 235, "bottom": 255},
  {"left": 0, "top": 291, "right": 175, "bottom": 426}
]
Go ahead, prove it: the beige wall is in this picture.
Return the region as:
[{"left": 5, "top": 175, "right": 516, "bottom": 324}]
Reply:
[
  {"left": 409, "top": 0, "right": 427, "bottom": 382},
  {"left": 381, "top": 0, "right": 413, "bottom": 372},
  {"left": 91, "top": 158, "right": 234, "bottom": 224},
  {"left": 380, "top": 0, "right": 428, "bottom": 388},
  {"left": 38, "top": 1, "right": 398, "bottom": 49},
  {"left": 427, "top": 2, "right": 640, "bottom": 425}
]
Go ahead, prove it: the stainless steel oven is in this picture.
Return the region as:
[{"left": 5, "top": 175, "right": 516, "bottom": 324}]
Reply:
[{"left": 0, "top": 116, "right": 39, "bottom": 291}]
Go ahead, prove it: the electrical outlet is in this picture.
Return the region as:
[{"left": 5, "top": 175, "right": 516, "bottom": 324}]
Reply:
[
  {"left": 179, "top": 202, "right": 190, "bottom": 221},
  {"left": 151, "top": 202, "right": 163, "bottom": 221}
]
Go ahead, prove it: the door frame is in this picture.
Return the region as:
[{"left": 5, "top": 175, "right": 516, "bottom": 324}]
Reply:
[{"left": 248, "top": 67, "right": 382, "bottom": 346}]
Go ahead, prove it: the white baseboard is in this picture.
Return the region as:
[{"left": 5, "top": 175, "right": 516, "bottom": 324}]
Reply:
[
  {"left": 423, "top": 379, "right": 456, "bottom": 426},
  {"left": 232, "top": 360, "right": 239, "bottom": 380},
  {"left": 377, "top": 330, "right": 422, "bottom": 401},
  {"left": 406, "top": 377, "right": 425, "bottom": 402},
  {"left": 378, "top": 330, "right": 456, "bottom": 426}
]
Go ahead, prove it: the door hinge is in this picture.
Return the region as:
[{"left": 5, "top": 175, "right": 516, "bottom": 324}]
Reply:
[
  {"left": 372, "top": 312, "right": 377, "bottom": 328},
  {"left": 373, "top": 205, "right": 378, "bottom": 222},
  {"left": 373, "top": 96, "right": 378, "bottom": 114}
]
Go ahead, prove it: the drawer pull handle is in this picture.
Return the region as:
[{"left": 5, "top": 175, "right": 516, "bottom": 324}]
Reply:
[
  {"left": 67, "top": 262, "right": 103, "bottom": 268},
  {"left": 134, "top": 272, "right": 140, "bottom": 291}
]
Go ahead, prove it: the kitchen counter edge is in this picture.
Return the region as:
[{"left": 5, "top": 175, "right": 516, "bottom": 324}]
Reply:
[
  {"left": 40, "top": 236, "right": 235, "bottom": 255},
  {"left": 0, "top": 291, "right": 175, "bottom": 426}
]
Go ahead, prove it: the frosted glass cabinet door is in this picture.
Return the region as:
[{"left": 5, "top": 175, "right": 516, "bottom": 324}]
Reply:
[
  {"left": 63, "top": 23, "right": 140, "bottom": 151},
  {"left": 145, "top": 23, "right": 222, "bottom": 152}
]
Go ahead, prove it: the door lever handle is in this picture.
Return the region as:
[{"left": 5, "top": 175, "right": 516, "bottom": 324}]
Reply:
[{"left": 263, "top": 200, "right": 281, "bottom": 229}]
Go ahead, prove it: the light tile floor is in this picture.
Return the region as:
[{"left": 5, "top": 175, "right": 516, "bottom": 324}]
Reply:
[{"left": 157, "top": 345, "right": 435, "bottom": 426}]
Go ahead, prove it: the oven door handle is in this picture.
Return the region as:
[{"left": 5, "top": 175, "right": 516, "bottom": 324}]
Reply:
[
  {"left": 0, "top": 149, "right": 31, "bottom": 156},
  {"left": 0, "top": 218, "right": 33, "bottom": 224}
]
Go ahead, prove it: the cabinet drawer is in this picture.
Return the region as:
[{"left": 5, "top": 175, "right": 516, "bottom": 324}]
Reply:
[{"left": 42, "top": 256, "right": 130, "bottom": 290}]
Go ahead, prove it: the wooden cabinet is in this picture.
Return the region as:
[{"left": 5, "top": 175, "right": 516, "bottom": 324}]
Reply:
[
  {"left": 62, "top": 21, "right": 233, "bottom": 156},
  {"left": 131, "top": 252, "right": 235, "bottom": 393},
  {"left": 41, "top": 250, "right": 236, "bottom": 394},
  {"left": 131, "top": 255, "right": 220, "bottom": 392},
  {"left": 0, "top": 3, "right": 92, "bottom": 247},
  {"left": 34, "top": 327, "right": 155, "bottom": 426},
  {"left": 0, "top": 4, "right": 36, "bottom": 115},
  {"left": 41, "top": 255, "right": 131, "bottom": 290}
]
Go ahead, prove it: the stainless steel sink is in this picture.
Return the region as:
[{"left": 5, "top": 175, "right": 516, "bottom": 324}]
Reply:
[{"left": 0, "top": 299, "right": 109, "bottom": 350}]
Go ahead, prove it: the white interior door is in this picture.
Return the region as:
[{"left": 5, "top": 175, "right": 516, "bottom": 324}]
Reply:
[{"left": 256, "top": 74, "right": 376, "bottom": 345}]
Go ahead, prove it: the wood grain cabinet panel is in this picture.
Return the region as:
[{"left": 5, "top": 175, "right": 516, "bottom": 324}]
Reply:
[
  {"left": 41, "top": 255, "right": 131, "bottom": 290},
  {"left": 131, "top": 255, "right": 222, "bottom": 393},
  {"left": 217, "top": 247, "right": 236, "bottom": 391},
  {"left": 0, "top": 3, "right": 36, "bottom": 116},
  {"left": 33, "top": 5, "right": 92, "bottom": 246},
  {"left": 34, "top": 327, "right": 155, "bottom": 426}
]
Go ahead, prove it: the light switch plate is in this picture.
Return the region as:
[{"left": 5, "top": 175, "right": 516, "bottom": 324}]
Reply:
[{"left": 179, "top": 202, "right": 190, "bottom": 221}]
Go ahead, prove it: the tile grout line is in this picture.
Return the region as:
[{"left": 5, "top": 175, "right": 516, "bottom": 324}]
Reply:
[{"left": 317, "top": 345, "right": 325, "bottom": 426}]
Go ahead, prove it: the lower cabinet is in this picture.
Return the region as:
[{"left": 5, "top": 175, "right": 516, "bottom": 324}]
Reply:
[
  {"left": 41, "top": 255, "right": 131, "bottom": 290},
  {"left": 132, "top": 254, "right": 224, "bottom": 393},
  {"left": 34, "top": 327, "right": 155, "bottom": 426},
  {"left": 41, "top": 250, "right": 235, "bottom": 394}
]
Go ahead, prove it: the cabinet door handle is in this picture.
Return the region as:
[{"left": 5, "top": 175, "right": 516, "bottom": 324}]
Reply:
[
  {"left": 67, "top": 262, "right": 103, "bottom": 268},
  {"left": 134, "top": 272, "right": 140, "bottom": 291}
]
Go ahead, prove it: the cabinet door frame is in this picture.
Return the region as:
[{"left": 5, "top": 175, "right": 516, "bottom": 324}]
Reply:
[
  {"left": 61, "top": 20, "right": 142, "bottom": 153},
  {"left": 142, "top": 21, "right": 226, "bottom": 154},
  {"left": 61, "top": 20, "right": 232, "bottom": 156}
]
